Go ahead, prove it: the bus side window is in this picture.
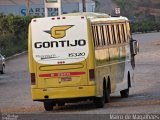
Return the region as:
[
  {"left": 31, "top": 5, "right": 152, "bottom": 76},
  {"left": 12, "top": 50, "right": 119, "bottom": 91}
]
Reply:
[
  {"left": 121, "top": 24, "right": 125, "bottom": 43},
  {"left": 95, "top": 25, "right": 99, "bottom": 47},
  {"left": 123, "top": 23, "right": 128, "bottom": 42},
  {"left": 92, "top": 25, "right": 99, "bottom": 47},
  {"left": 114, "top": 24, "right": 118, "bottom": 44},
  {"left": 122, "top": 24, "right": 127, "bottom": 43},
  {"left": 91, "top": 25, "right": 96, "bottom": 47},
  {"left": 116, "top": 24, "right": 121, "bottom": 43},
  {"left": 126, "top": 22, "right": 131, "bottom": 41},
  {"left": 119, "top": 24, "right": 123, "bottom": 43},
  {"left": 97, "top": 25, "right": 101, "bottom": 47},
  {"left": 108, "top": 25, "right": 113, "bottom": 44},
  {"left": 100, "top": 25, "right": 105, "bottom": 46},
  {"left": 111, "top": 25, "right": 116, "bottom": 44},
  {"left": 98, "top": 25, "right": 102, "bottom": 46},
  {"left": 103, "top": 25, "right": 108, "bottom": 45}
]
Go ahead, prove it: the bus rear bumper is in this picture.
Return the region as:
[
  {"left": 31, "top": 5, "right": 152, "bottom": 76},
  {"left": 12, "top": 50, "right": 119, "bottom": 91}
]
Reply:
[{"left": 31, "top": 85, "right": 96, "bottom": 101}]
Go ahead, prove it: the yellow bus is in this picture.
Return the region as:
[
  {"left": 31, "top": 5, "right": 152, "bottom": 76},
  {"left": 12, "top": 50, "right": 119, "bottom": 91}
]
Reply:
[{"left": 28, "top": 12, "right": 139, "bottom": 111}]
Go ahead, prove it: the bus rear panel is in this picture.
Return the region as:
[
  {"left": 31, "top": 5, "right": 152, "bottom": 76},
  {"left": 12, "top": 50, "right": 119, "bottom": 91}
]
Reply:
[{"left": 28, "top": 16, "right": 96, "bottom": 102}]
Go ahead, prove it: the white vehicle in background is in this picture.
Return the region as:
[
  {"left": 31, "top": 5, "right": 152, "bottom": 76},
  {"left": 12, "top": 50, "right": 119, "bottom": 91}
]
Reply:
[{"left": 0, "top": 54, "right": 5, "bottom": 74}]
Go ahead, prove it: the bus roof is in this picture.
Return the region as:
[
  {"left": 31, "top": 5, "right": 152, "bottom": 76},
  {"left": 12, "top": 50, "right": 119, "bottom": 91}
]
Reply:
[
  {"left": 90, "top": 16, "right": 129, "bottom": 23},
  {"left": 32, "top": 12, "right": 128, "bottom": 25},
  {"left": 61, "top": 12, "right": 110, "bottom": 19},
  {"left": 61, "top": 12, "right": 128, "bottom": 23}
]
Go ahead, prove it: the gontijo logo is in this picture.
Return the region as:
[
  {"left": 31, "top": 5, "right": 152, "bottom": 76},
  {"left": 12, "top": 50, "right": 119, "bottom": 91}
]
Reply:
[
  {"left": 34, "top": 25, "right": 86, "bottom": 49},
  {"left": 51, "top": 25, "right": 73, "bottom": 39},
  {"left": 44, "top": 25, "right": 73, "bottom": 39}
]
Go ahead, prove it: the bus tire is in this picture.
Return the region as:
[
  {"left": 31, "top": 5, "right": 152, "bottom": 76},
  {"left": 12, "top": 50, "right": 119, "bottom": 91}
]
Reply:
[
  {"left": 120, "top": 72, "right": 130, "bottom": 98},
  {"left": 94, "top": 84, "right": 105, "bottom": 108},
  {"left": 120, "top": 88, "right": 129, "bottom": 98},
  {"left": 105, "top": 87, "right": 110, "bottom": 103},
  {"left": 94, "top": 97, "right": 105, "bottom": 108},
  {"left": 105, "top": 80, "right": 110, "bottom": 103},
  {"left": 43, "top": 101, "right": 53, "bottom": 111}
]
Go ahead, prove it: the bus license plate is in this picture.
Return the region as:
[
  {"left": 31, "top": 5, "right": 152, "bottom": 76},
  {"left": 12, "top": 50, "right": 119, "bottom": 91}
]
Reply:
[{"left": 61, "top": 77, "right": 72, "bottom": 82}]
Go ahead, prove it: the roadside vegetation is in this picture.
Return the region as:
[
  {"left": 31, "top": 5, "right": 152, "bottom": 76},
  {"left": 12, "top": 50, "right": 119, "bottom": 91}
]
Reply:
[
  {"left": 131, "top": 21, "right": 160, "bottom": 33},
  {"left": 0, "top": 13, "right": 33, "bottom": 57},
  {"left": 113, "top": 0, "right": 160, "bottom": 33}
]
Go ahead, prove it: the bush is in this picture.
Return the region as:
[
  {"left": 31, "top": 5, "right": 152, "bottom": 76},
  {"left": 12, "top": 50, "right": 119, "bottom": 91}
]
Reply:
[
  {"left": 0, "top": 13, "right": 33, "bottom": 57},
  {"left": 131, "top": 21, "right": 160, "bottom": 33}
]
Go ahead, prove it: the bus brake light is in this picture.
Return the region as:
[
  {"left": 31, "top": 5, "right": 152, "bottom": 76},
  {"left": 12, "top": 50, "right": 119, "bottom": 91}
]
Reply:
[
  {"left": 31, "top": 73, "right": 36, "bottom": 85},
  {"left": 81, "top": 16, "right": 85, "bottom": 19},
  {"left": 89, "top": 69, "right": 95, "bottom": 81}
]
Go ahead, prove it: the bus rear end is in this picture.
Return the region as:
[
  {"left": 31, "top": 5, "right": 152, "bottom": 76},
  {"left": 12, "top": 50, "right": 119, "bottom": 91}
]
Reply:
[{"left": 28, "top": 16, "right": 96, "bottom": 110}]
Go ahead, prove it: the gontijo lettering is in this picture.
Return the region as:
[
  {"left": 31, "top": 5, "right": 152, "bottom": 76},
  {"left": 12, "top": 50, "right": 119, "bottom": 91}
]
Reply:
[{"left": 34, "top": 39, "right": 86, "bottom": 48}]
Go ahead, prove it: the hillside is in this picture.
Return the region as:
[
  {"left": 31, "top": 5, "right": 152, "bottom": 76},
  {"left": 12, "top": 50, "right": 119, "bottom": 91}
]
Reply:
[{"left": 95, "top": 0, "right": 160, "bottom": 22}]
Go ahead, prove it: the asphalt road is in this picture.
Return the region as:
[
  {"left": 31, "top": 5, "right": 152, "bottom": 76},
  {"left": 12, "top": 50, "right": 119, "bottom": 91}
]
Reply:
[{"left": 0, "top": 32, "right": 160, "bottom": 117}]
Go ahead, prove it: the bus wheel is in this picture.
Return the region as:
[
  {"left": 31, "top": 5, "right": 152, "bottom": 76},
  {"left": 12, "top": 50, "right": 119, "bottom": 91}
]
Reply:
[
  {"left": 120, "top": 88, "right": 129, "bottom": 98},
  {"left": 105, "top": 87, "right": 110, "bottom": 103},
  {"left": 94, "top": 97, "right": 105, "bottom": 108},
  {"left": 94, "top": 85, "right": 105, "bottom": 108},
  {"left": 43, "top": 100, "right": 53, "bottom": 111}
]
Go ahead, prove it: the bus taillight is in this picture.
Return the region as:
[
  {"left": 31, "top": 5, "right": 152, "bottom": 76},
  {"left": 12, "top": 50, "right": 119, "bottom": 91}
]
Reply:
[
  {"left": 89, "top": 69, "right": 95, "bottom": 81},
  {"left": 31, "top": 73, "right": 36, "bottom": 85},
  {"left": 81, "top": 16, "right": 85, "bottom": 19}
]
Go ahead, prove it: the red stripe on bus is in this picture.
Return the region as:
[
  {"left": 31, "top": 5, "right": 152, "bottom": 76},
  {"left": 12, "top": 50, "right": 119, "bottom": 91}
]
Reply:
[{"left": 39, "top": 72, "right": 85, "bottom": 77}]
